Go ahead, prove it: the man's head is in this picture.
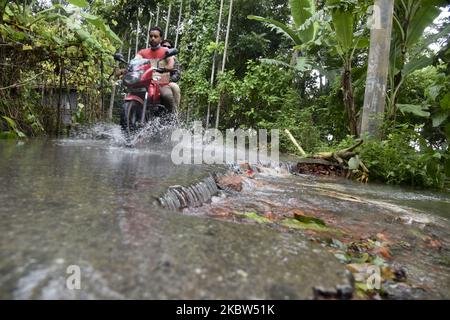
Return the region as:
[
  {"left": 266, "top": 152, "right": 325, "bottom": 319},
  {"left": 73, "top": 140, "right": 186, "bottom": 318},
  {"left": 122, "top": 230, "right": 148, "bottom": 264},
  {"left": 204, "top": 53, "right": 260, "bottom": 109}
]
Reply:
[
  {"left": 149, "top": 26, "right": 164, "bottom": 49},
  {"left": 161, "top": 39, "right": 173, "bottom": 49}
]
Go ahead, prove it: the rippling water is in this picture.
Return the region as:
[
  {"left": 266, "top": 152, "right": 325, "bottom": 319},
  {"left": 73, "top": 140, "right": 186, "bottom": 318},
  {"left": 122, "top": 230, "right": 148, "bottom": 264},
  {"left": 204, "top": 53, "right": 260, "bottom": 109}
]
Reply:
[{"left": 0, "top": 123, "right": 448, "bottom": 299}]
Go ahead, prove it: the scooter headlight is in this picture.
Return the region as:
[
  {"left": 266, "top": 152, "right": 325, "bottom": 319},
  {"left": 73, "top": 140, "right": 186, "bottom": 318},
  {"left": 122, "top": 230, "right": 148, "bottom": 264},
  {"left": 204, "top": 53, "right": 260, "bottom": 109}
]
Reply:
[{"left": 123, "top": 71, "right": 143, "bottom": 86}]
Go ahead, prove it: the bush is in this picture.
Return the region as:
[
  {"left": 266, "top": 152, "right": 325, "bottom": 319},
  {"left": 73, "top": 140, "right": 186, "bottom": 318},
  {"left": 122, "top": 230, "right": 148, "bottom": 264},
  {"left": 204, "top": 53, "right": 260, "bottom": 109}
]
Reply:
[{"left": 359, "top": 126, "right": 447, "bottom": 188}]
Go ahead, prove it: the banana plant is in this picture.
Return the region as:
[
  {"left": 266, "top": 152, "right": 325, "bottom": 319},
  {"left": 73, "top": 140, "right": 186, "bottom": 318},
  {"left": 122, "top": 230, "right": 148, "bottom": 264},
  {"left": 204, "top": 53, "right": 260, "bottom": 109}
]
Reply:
[
  {"left": 325, "top": 0, "right": 369, "bottom": 136},
  {"left": 387, "top": 0, "right": 448, "bottom": 121},
  {"left": 248, "top": 0, "right": 319, "bottom": 71},
  {"left": 248, "top": 0, "right": 318, "bottom": 46}
]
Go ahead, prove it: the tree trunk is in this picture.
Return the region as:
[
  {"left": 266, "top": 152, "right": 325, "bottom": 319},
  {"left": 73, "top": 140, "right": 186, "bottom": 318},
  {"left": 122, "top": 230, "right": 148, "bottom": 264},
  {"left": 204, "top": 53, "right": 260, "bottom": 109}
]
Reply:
[
  {"left": 215, "top": 0, "right": 233, "bottom": 130},
  {"left": 342, "top": 60, "right": 358, "bottom": 136},
  {"left": 360, "top": 0, "right": 394, "bottom": 137}
]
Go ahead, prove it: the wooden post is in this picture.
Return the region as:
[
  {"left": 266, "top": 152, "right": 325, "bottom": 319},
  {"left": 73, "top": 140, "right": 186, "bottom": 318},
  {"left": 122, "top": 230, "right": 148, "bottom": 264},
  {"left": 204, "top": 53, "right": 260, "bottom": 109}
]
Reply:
[
  {"left": 100, "top": 57, "right": 104, "bottom": 118},
  {"left": 155, "top": 5, "right": 160, "bottom": 26},
  {"left": 215, "top": 0, "right": 233, "bottom": 130},
  {"left": 135, "top": 8, "right": 141, "bottom": 55},
  {"left": 145, "top": 12, "right": 153, "bottom": 48},
  {"left": 57, "top": 59, "right": 63, "bottom": 136},
  {"left": 206, "top": 0, "right": 224, "bottom": 128},
  {"left": 285, "top": 129, "right": 307, "bottom": 156},
  {"left": 174, "top": 0, "right": 183, "bottom": 48},
  {"left": 165, "top": 3, "right": 172, "bottom": 38},
  {"left": 108, "top": 41, "right": 124, "bottom": 121},
  {"left": 108, "top": 75, "right": 117, "bottom": 121},
  {"left": 127, "top": 24, "right": 132, "bottom": 61}
]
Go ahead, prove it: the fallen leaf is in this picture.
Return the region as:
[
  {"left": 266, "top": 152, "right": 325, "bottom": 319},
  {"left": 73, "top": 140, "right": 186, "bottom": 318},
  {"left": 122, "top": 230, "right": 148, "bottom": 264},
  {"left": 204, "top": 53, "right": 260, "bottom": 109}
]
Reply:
[
  {"left": 378, "top": 246, "right": 392, "bottom": 259},
  {"left": 263, "top": 211, "right": 275, "bottom": 220},
  {"left": 426, "top": 239, "right": 442, "bottom": 251},
  {"left": 376, "top": 233, "right": 389, "bottom": 242},
  {"left": 293, "top": 211, "right": 326, "bottom": 226},
  {"left": 381, "top": 266, "right": 395, "bottom": 281}
]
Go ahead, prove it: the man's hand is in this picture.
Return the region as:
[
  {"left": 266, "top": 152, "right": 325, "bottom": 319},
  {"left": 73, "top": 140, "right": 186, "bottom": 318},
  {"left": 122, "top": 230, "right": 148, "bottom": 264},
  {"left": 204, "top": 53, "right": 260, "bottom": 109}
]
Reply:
[
  {"left": 115, "top": 68, "right": 127, "bottom": 77},
  {"left": 154, "top": 67, "right": 167, "bottom": 73}
]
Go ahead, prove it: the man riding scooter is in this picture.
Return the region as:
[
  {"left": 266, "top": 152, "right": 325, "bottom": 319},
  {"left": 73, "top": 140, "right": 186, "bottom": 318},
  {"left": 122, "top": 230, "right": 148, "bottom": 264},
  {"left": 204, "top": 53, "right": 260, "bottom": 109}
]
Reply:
[{"left": 134, "top": 26, "right": 177, "bottom": 114}]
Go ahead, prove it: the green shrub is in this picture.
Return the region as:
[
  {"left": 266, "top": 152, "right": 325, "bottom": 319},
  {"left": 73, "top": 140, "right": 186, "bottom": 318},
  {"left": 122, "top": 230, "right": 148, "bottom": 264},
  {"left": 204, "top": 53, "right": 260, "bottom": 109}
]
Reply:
[{"left": 359, "top": 126, "right": 447, "bottom": 188}]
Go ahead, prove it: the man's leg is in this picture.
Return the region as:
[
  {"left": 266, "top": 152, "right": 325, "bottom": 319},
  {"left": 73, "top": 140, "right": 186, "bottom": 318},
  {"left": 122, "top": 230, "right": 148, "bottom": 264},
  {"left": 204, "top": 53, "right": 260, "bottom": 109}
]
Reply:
[
  {"left": 160, "top": 85, "right": 176, "bottom": 114},
  {"left": 169, "top": 82, "right": 181, "bottom": 111}
]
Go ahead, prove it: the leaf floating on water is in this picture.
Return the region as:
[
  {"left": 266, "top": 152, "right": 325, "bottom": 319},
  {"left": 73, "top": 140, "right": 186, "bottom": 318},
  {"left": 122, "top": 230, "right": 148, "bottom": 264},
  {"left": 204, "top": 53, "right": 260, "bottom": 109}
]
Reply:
[
  {"left": 263, "top": 211, "right": 276, "bottom": 221},
  {"left": 281, "top": 218, "right": 333, "bottom": 233},
  {"left": 293, "top": 212, "right": 327, "bottom": 226},
  {"left": 355, "top": 282, "right": 370, "bottom": 292},
  {"left": 351, "top": 252, "right": 370, "bottom": 264},
  {"left": 376, "top": 233, "right": 389, "bottom": 242},
  {"left": 237, "top": 212, "right": 272, "bottom": 224},
  {"left": 425, "top": 238, "right": 443, "bottom": 251},
  {"left": 378, "top": 246, "right": 392, "bottom": 259},
  {"left": 331, "top": 238, "right": 347, "bottom": 251},
  {"left": 348, "top": 156, "right": 360, "bottom": 170},
  {"left": 371, "top": 256, "right": 387, "bottom": 266},
  {"left": 334, "top": 253, "right": 350, "bottom": 263}
]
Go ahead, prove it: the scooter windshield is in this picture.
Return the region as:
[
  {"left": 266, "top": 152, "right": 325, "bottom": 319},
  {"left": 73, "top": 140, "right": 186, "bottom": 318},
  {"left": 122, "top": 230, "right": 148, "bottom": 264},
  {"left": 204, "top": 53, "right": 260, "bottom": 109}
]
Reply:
[{"left": 128, "top": 58, "right": 151, "bottom": 71}]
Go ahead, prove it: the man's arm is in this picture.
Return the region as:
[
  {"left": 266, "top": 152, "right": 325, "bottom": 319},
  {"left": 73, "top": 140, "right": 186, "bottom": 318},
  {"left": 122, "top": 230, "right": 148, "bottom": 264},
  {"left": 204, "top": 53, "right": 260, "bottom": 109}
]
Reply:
[{"left": 170, "top": 60, "right": 181, "bottom": 82}]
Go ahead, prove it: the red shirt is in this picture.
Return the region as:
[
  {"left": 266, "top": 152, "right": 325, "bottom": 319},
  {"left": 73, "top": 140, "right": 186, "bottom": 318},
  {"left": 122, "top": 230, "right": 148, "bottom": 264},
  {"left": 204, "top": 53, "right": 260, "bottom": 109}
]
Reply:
[
  {"left": 137, "top": 46, "right": 168, "bottom": 60},
  {"left": 136, "top": 46, "right": 171, "bottom": 85}
]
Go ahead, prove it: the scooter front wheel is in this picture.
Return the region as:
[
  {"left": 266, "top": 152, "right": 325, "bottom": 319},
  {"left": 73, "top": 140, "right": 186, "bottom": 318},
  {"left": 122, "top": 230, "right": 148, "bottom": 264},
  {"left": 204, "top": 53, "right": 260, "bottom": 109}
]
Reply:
[{"left": 120, "top": 101, "right": 143, "bottom": 135}]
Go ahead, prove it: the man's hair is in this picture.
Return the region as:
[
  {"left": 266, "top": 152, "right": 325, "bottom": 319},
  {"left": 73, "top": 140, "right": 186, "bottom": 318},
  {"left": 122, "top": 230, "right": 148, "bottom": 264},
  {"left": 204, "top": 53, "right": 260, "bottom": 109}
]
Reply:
[
  {"left": 150, "top": 26, "right": 164, "bottom": 38},
  {"left": 162, "top": 39, "right": 173, "bottom": 48}
]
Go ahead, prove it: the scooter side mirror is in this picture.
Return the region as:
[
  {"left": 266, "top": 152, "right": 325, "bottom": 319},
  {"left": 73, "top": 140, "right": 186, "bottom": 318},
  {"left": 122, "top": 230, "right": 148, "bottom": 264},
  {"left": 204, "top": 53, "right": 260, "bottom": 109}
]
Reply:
[{"left": 114, "top": 52, "right": 127, "bottom": 64}]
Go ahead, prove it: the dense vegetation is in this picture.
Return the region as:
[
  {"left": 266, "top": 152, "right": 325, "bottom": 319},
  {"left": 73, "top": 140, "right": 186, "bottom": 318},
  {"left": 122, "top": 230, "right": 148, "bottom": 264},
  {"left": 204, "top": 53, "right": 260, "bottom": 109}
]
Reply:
[{"left": 0, "top": 0, "right": 449, "bottom": 188}]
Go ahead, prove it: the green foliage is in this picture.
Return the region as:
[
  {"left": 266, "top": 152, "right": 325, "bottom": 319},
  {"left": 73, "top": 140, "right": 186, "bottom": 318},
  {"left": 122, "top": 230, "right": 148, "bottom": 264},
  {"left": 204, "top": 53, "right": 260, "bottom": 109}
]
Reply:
[
  {"left": 359, "top": 126, "right": 447, "bottom": 188},
  {"left": 388, "top": 0, "right": 448, "bottom": 119},
  {"left": 0, "top": 1, "right": 121, "bottom": 136},
  {"left": 397, "top": 65, "right": 449, "bottom": 149},
  {"left": 67, "top": 0, "right": 89, "bottom": 8},
  {"left": 274, "top": 98, "right": 326, "bottom": 154},
  {"left": 218, "top": 60, "right": 292, "bottom": 126},
  {"left": 326, "top": 0, "right": 356, "bottom": 55},
  {"left": 249, "top": 0, "right": 318, "bottom": 45},
  {"left": 0, "top": 116, "right": 25, "bottom": 139}
]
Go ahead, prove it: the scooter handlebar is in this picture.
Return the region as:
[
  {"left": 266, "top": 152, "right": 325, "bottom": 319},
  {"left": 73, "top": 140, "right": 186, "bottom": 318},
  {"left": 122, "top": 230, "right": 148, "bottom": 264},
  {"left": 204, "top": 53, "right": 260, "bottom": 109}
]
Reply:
[{"left": 153, "top": 67, "right": 167, "bottom": 73}]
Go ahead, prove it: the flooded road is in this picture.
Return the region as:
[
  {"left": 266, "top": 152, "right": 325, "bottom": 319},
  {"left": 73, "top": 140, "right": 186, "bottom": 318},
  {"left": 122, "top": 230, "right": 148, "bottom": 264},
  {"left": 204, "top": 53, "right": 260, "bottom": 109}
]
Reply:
[{"left": 0, "top": 124, "right": 448, "bottom": 299}]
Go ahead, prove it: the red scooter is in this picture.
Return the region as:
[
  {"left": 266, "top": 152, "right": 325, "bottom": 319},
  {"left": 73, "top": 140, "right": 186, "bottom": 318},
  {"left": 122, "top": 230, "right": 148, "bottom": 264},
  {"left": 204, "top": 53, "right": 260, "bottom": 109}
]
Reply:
[{"left": 114, "top": 49, "right": 178, "bottom": 135}]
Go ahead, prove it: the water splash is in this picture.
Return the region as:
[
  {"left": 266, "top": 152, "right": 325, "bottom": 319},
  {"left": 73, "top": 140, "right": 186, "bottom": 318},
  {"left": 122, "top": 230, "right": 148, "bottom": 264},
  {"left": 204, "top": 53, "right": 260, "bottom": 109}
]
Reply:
[
  {"left": 70, "top": 122, "right": 127, "bottom": 145},
  {"left": 68, "top": 114, "right": 181, "bottom": 148},
  {"left": 127, "top": 114, "right": 180, "bottom": 147}
]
